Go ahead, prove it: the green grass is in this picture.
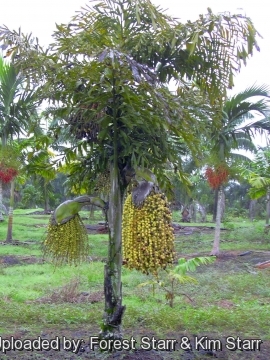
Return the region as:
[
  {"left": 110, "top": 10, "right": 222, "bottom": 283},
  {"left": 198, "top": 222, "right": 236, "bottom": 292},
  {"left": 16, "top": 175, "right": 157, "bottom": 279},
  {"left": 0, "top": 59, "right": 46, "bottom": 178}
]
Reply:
[
  {"left": 123, "top": 264, "right": 270, "bottom": 339},
  {"left": 89, "top": 234, "right": 108, "bottom": 258},
  {"left": 13, "top": 208, "right": 45, "bottom": 214},
  {"left": 0, "top": 210, "right": 270, "bottom": 347},
  {"left": 0, "top": 211, "right": 49, "bottom": 242},
  {"left": 0, "top": 262, "right": 104, "bottom": 301},
  {"left": 0, "top": 244, "right": 41, "bottom": 256},
  {"left": 174, "top": 222, "right": 270, "bottom": 254}
]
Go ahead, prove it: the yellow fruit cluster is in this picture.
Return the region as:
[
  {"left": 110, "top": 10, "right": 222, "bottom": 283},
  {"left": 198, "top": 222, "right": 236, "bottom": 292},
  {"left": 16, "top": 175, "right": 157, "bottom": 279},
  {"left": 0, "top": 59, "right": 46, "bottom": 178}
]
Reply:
[
  {"left": 43, "top": 214, "right": 90, "bottom": 266},
  {"left": 122, "top": 192, "right": 175, "bottom": 275},
  {"left": 95, "top": 171, "right": 110, "bottom": 195}
]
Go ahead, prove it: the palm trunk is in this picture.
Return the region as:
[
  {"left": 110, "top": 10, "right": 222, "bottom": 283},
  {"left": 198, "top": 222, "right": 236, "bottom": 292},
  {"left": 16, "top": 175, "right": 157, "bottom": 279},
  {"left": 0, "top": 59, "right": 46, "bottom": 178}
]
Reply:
[
  {"left": 200, "top": 204, "right": 206, "bottom": 222},
  {"left": 100, "top": 162, "right": 125, "bottom": 340},
  {"left": 249, "top": 200, "right": 257, "bottom": 221},
  {"left": 190, "top": 202, "right": 196, "bottom": 223},
  {"left": 6, "top": 179, "right": 15, "bottom": 243},
  {"left": 0, "top": 180, "right": 4, "bottom": 222},
  {"left": 211, "top": 186, "right": 223, "bottom": 256},
  {"left": 89, "top": 204, "right": 95, "bottom": 220},
  {"left": 44, "top": 183, "right": 49, "bottom": 213},
  {"left": 212, "top": 188, "right": 218, "bottom": 222},
  {"left": 100, "top": 79, "right": 125, "bottom": 340},
  {"left": 266, "top": 190, "right": 270, "bottom": 225}
]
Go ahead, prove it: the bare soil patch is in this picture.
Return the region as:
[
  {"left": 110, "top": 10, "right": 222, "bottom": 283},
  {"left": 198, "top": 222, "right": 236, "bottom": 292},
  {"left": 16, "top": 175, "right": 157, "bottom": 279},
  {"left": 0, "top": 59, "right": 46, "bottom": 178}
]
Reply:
[
  {"left": 25, "top": 211, "right": 53, "bottom": 215},
  {"left": 172, "top": 223, "right": 227, "bottom": 235},
  {"left": 84, "top": 222, "right": 225, "bottom": 235},
  {"left": 0, "top": 255, "right": 43, "bottom": 266},
  {"left": 30, "top": 278, "right": 104, "bottom": 305},
  {"left": 85, "top": 224, "right": 109, "bottom": 234}
]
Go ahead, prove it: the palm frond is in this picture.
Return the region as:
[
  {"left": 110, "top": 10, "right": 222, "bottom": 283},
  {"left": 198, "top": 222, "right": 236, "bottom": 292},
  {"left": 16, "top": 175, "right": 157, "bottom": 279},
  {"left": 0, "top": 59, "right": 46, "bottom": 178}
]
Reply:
[
  {"left": 249, "top": 175, "right": 270, "bottom": 189},
  {"left": 0, "top": 55, "right": 38, "bottom": 142},
  {"left": 226, "top": 84, "right": 270, "bottom": 107},
  {"left": 243, "top": 117, "right": 270, "bottom": 137},
  {"left": 229, "top": 152, "right": 253, "bottom": 162},
  {"left": 248, "top": 186, "right": 267, "bottom": 200}
]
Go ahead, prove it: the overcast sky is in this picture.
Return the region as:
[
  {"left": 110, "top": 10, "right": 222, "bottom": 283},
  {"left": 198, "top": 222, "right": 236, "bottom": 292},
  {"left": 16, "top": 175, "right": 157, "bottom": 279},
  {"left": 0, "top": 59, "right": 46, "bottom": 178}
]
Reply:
[
  {"left": 1, "top": 0, "right": 268, "bottom": 151},
  {"left": 1, "top": 0, "right": 269, "bottom": 95},
  {"left": 1, "top": 0, "right": 269, "bottom": 94}
]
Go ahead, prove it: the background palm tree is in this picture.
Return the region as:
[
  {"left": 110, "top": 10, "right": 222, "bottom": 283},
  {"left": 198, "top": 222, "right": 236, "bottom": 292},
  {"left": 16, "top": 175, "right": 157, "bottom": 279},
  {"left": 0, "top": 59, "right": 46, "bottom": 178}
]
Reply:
[
  {"left": 0, "top": 55, "right": 38, "bottom": 241},
  {"left": 241, "top": 147, "right": 270, "bottom": 225},
  {"left": 208, "top": 84, "right": 270, "bottom": 255},
  {"left": 211, "top": 84, "right": 270, "bottom": 162}
]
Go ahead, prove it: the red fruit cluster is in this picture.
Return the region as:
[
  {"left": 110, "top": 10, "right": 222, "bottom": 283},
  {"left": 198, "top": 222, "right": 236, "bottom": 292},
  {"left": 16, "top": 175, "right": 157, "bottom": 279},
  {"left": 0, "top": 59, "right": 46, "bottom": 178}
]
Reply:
[
  {"left": 205, "top": 165, "right": 229, "bottom": 189},
  {"left": 0, "top": 167, "right": 18, "bottom": 183}
]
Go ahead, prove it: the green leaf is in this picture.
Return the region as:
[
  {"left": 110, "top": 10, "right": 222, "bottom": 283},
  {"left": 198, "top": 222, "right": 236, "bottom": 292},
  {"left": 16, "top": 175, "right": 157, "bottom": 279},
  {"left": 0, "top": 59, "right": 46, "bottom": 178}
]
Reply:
[
  {"left": 135, "top": 3, "right": 141, "bottom": 24},
  {"left": 134, "top": 167, "right": 157, "bottom": 183},
  {"left": 169, "top": 273, "right": 198, "bottom": 284},
  {"left": 248, "top": 186, "right": 267, "bottom": 200},
  {"left": 174, "top": 257, "right": 216, "bottom": 276}
]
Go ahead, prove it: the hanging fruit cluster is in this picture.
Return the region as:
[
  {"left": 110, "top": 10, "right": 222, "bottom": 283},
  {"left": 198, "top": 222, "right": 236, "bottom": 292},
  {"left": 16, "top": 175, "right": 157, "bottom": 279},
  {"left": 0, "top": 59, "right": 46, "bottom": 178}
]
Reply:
[
  {"left": 205, "top": 164, "right": 229, "bottom": 189},
  {"left": 43, "top": 214, "right": 90, "bottom": 266},
  {"left": 94, "top": 171, "right": 110, "bottom": 195},
  {"left": 122, "top": 191, "right": 175, "bottom": 275},
  {"left": 0, "top": 166, "right": 18, "bottom": 183}
]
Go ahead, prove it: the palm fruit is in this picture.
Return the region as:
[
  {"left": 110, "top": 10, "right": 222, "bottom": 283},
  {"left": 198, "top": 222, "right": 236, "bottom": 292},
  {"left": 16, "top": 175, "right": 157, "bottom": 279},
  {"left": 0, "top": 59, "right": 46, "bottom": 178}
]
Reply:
[
  {"left": 122, "top": 189, "right": 175, "bottom": 275},
  {"left": 94, "top": 171, "right": 111, "bottom": 195},
  {"left": 43, "top": 214, "right": 89, "bottom": 266}
]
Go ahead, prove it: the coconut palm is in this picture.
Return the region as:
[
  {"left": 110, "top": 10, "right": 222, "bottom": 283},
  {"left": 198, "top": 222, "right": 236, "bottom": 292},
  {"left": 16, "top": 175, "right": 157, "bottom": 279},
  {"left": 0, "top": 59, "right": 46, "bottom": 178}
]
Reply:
[{"left": 209, "top": 84, "right": 270, "bottom": 255}]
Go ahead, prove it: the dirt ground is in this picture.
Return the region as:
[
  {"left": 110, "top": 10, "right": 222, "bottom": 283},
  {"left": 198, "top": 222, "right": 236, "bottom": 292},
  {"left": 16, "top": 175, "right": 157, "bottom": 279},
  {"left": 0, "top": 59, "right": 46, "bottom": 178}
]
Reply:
[{"left": 83, "top": 222, "right": 226, "bottom": 236}]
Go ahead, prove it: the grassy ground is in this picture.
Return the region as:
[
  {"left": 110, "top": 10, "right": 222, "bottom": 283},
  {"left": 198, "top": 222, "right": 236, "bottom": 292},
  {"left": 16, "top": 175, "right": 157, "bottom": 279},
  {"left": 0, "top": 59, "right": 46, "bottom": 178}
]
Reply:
[{"left": 0, "top": 209, "right": 269, "bottom": 359}]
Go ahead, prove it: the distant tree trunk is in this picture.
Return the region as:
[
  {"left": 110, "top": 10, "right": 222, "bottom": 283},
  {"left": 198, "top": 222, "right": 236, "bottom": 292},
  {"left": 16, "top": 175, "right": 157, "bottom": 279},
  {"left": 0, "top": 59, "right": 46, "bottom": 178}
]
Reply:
[
  {"left": 89, "top": 204, "right": 95, "bottom": 220},
  {"left": 44, "top": 183, "right": 49, "bottom": 212},
  {"left": 199, "top": 204, "right": 206, "bottom": 222},
  {"left": 190, "top": 202, "right": 196, "bottom": 223},
  {"left": 181, "top": 207, "right": 190, "bottom": 222},
  {"left": 221, "top": 191, "right": 225, "bottom": 220},
  {"left": 100, "top": 162, "right": 125, "bottom": 341},
  {"left": 0, "top": 180, "right": 4, "bottom": 222},
  {"left": 211, "top": 186, "right": 223, "bottom": 256},
  {"left": 5, "top": 179, "right": 15, "bottom": 243},
  {"left": 266, "top": 190, "right": 270, "bottom": 225},
  {"left": 249, "top": 199, "right": 257, "bottom": 221},
  {"left": 212, "top": 188, "right": 218, "bottom": 222}
]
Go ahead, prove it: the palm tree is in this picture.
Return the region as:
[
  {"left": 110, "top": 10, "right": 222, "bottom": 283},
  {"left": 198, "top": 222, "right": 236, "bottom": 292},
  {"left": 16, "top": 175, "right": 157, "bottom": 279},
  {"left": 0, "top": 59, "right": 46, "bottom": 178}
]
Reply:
[
  {"left": 241, "top": 148, "right": 270, "bottom": 225},
  {"left": 0, "top": 55, "right": 38, "bottom": 241},
  {"left": 23, "top": 144, "right": 56, "bottom": 213},
  {"left": 0, "top": 0, "right": 263, "bottom": 338},
  {"left": 208, "top": 84, "right": 270, "bottom": 255}
]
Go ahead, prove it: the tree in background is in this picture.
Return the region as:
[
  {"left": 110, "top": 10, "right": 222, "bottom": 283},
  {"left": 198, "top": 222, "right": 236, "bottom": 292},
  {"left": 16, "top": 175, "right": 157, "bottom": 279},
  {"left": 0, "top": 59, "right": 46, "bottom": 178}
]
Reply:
[
  {"left": 205, "top": 85, "right": 270, "bottom": 255},
  {"left": 16, "top": 171, "right": 68, "bottom": 210},
  {"left": 0, "top": 55, "right": 38, "bottom": 230},
  {"left": 224, "top": 181, "right": 250, "bottom": 219},
  {"left": 0, "top": 0, "right": 263, "bottom": 339},
  {"left": 19, "top": 183, "right": 43, "bottom": 209},
  {"left": 23, "top": 141, "right": 57, "bottom": 212},
  {"left": 241, "top": 148, "right": 270, "bottom": 225},
  {"left": 0, "top": 144, "right": 20, "bottom": 242}
]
